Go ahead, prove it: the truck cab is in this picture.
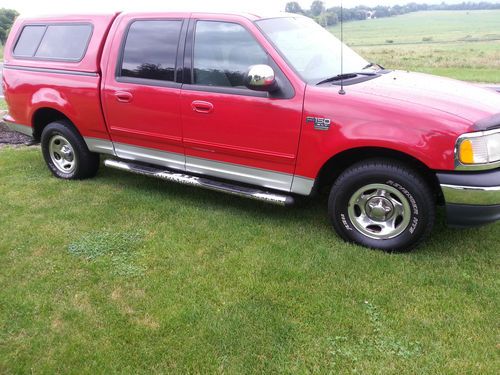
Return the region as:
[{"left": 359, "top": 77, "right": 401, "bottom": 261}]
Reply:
[{"left": 3, "top": 12, "right": 500, "bottom": 251}]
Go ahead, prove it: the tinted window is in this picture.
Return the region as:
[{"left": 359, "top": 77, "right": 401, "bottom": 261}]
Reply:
[
  {"left": 36, "top": 25, "right": 92, "bottom": 60},
  {"left": 13, "top": 25, "right": 46, "bottom": 57},
  {"left": 193, "top": 21, "right": 268, "bottom": 88},
  {"left": 120, "top": 20, "right": 182, "bottom": 82},
  {"left": 13, "top": 24, "right": 92, "bottom": 61}
]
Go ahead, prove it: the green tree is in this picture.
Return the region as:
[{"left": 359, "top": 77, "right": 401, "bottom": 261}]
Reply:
[
  {"left": 317, "top": 12, "right": 338, "bottom": 27},
  {"left": 0, "top": 8, "right": 19, "bottom": 45},
  {"left": 285, "top": 2, "right": 303, "bottom": 14},
  {"left": 310, "top": 1, "right": 325, "bottom": 17}
]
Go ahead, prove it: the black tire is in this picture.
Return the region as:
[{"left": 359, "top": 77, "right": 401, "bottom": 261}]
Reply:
[
  {"left": 41, "top": 120, "right": 99, "bottom": 180},
  {"left": 328, "top": 159, "right": 435, "bottom": 252}
]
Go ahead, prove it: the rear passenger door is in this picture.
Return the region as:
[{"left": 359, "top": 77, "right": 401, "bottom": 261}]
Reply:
[{"left": 102, "top": 16, "right": 186, "bottom": 171}]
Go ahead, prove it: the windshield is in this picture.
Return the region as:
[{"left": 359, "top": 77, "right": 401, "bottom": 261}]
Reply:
[{"left": 256, "top": 17, "right": 369, "bottom": 84}]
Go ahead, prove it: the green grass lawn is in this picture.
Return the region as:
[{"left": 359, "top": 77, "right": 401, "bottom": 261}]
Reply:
[
  {"left": 330, "top": 10, "right": 500, "bottom": 83},
  {"left": 0, "top": 98, "right": 7, "bottom": 111},
  {"left": 0, "top": 147, "right": 498, "bottom": 373}
]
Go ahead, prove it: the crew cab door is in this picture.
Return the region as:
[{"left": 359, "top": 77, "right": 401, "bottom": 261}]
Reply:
[
  {"left": 180, "top": 17, "right": 304, "bottom": 192},
  {"left": 101, "top": 15, "right": 187, "bottom": 170}
]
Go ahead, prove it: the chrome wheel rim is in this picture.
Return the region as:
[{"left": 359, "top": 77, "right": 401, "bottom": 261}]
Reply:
[
  {"left": 347, "top": 183, "right": 411, "bottom": 240},
  {"left": 49, "top": 135, "right": 77, "bottom": 174}
]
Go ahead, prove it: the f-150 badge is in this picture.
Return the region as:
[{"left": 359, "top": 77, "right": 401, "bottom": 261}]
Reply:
[{"left": 306, "top": 116, "right": 332, "bottom": 131}]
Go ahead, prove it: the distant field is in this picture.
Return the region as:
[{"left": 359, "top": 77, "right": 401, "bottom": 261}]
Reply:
[{"left": 330, "top": 10, "right": 500, "bottom": 83}]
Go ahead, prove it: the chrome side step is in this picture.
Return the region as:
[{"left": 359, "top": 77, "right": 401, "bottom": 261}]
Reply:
[{"left": 104, "top": 159, "right": 295, "bottom": 206}]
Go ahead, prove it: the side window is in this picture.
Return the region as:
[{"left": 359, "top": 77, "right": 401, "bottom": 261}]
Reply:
[
  {"left": 193, "top": 21, "right": 268, "bottom": 88},
  {"left": 36, "top": 25, "right": 92, "bottom": 60},
  {"left": 120, "top": 20, "right": 182, "bottom": 82},
  {"left": 13, "top": 24, "right": 92, "bottom": 61},
  {"left": 13, "top": 25, "right": 46, "bottom": 57}
]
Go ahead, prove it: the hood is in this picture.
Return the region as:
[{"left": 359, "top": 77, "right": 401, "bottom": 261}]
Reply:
[{"left": 349, "top": 71, "right": 500, "bottom": 124}]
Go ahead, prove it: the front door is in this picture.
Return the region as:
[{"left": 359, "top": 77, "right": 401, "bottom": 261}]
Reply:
[
  {"left": 102, "top": 17, "right": 186, "bottom": 170},
  {"left": 180, "top": 19, "right": 303, "bottom": 192}
]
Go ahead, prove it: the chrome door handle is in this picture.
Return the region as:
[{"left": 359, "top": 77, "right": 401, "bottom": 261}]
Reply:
[{"left": 191, "top": 100, "right": 214, "bottom": 114}]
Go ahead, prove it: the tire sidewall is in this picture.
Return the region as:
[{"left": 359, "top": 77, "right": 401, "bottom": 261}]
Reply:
[{"left": 330, "top": 169, "right": 430, "bottom": 251}]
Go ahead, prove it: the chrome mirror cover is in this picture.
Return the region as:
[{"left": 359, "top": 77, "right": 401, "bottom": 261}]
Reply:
[{"left": 245, "top": 64, "right": 278, "bottom": 92}]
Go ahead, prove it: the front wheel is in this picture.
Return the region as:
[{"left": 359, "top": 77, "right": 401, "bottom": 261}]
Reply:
[{"left": 328, "top": 159, "right": 435, "bottom": 252}]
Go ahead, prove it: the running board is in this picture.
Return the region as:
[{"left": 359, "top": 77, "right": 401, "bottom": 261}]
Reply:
[{"left": 104, "top": 159, "right": 295, "bottom": 206}]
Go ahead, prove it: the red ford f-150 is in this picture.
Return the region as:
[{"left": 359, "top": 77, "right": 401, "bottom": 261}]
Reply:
[{"left": 2, "top": 12, "right": 499, "bottom": 251}]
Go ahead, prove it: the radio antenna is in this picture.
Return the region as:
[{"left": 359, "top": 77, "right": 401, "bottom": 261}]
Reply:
[{"left": 339, "top": 0, "right": 346, "bottom": 95}]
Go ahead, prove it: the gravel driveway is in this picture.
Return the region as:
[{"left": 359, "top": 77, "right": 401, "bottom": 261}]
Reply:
[
  {"left": 0, "top": 122, "right": 31, "bottom": 147},
  {"left": 0, "top": 108, "right": 32, "bottom": 148}
]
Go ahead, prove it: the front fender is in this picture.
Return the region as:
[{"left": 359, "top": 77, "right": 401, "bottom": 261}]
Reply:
[{"left": 296, "top": 85, "right": 473, "bottom": 179}]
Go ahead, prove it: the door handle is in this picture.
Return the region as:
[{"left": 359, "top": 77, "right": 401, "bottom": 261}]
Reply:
[
  {"left": 191, "top": 100, "right": 214, "bottom": 114},
  {"left": 114, "top": 91, "right": 133, "bottom": 103}
]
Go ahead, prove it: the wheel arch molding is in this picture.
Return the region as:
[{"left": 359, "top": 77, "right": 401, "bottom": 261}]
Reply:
[{"left": 313, "top": 146, "right": 443, "bottom": 203}]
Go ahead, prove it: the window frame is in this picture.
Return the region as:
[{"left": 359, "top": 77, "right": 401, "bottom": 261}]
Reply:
[
  {"left": 12, "top": 22, "right": 94, "bottom": 63},
  {"left": 184, "top": 19, "right": 294, "bottom": 99},
  {"left": 115, "top": 18, "right": 186, "bottom": 89}
]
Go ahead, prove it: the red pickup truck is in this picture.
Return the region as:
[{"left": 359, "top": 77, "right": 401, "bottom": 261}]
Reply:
[{"left": 3, "top": 12, "right": 500, "bottom": 251}]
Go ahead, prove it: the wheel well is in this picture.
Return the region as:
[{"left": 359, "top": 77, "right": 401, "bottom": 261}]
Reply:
[
  {"left": 32, "top": 108, "right": 72, "bottom": 142},
  {"left": 315, "top": 147, "right": 444, "bottom": 203}
]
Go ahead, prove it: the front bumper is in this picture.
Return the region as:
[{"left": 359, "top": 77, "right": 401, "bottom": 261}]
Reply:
[{"left": 438, "top": 169, "right": 500, "bottom": 227}]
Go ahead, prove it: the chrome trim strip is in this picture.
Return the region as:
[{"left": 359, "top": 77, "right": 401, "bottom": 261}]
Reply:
[
  {"left": 186, "top": 156, "right": 293, "bottom": 193},
  {"left": 83, "top": 137, "right": 115, "bottom": 155},
  {"left": 441, "top": 183, "right": 500, "bottom": 205},
  {"left": 104, "top": 159, "right": 295, "bottom": 206},
  {"left": 291, "top": 175, "right": 315, "bottom": 195},
  {"left": 88, "top": 141, "right": 315, "bottom": 196},
  {"left": 3, "top": 121, "right": 33, "bottom": 137},
  {"left": 114, "top": 142, "right": 185, "bottom": 171},
  {"left": 454, "top": 128, "right": 500, "bottom": 171},
  {"left": 3, "top": 64, "right": 98, "bottom": 77}
]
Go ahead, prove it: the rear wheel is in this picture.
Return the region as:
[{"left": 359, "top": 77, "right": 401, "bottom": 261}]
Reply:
[
  {"left": 41, "top": 121, "right": 99, "bottom": 179},
  {"left": 328, "top": 159, "right": 435, "bottom": 252}
]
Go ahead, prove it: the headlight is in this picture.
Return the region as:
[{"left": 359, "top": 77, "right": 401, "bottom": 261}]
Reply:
[{"left": 456, "top": 129, "right": 500, "bottom": 168}]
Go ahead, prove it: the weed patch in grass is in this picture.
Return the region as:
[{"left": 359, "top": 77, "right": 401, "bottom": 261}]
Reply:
[
  {"left": 363, "top": 300, "right": 422, "bottom": 359},
  {"left": 68, "top": 231, "right": 145, "bottom": 276},
  {"left": 325, "top": 301, "right": 422, "bottom": 371}
]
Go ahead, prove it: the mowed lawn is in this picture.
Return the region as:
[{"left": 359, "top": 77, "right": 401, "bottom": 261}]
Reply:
[
  {"left": 0, "top": 146, "right": 498, "bottom": 373},
  {"left": 330, "top": 10, "right": 500, "bottom": 83}
]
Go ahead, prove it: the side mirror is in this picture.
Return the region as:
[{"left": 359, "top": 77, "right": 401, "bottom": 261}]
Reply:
[{"left": 245, "top": 64, "right": 278, "bottom": 92}]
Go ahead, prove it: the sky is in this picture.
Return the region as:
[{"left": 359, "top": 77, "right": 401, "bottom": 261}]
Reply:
[{"left": 2, "top": 0, "right": 500, "bottom": 17}]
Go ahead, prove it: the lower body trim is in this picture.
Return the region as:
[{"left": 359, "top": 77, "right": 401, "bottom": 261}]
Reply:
[
  {"left": 84, "top": 137, "right": 115, "bottom": 155},
  {"left": 84, "top": 139, "right": 315, "bottom": 196},
  {"left": 3, "top": 119, "right": 33, "bottom": 137}
]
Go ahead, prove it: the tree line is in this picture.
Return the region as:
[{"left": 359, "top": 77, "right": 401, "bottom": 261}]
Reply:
[
  {"left": 285, "top": 1, "right": 500, "bottom": 26},
  {"left": 0, "top": 8, "right": 19, "bottom": 45}
]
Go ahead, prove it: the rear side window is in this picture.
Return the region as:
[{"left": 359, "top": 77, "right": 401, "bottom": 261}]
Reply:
[
  {"left": 13, "top": 23, "right": 92, "bottom": 61},
  {"left": 119, "top": 20, "right": 182, "bottom": 82},
  {"left": 12, "top": 25, "right": 46, "bottom": 57}
]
